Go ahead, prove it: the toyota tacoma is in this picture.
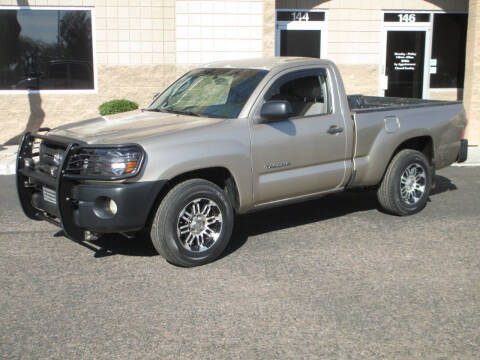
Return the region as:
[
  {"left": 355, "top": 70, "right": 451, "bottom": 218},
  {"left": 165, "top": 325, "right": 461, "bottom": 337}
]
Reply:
[{"left": 17, "top": 57, "right": 468, "bottom": 266}]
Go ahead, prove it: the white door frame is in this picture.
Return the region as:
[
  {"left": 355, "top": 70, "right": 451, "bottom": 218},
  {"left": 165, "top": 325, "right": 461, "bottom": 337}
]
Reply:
[
  {"left": 380, "top": 11, "right": 433, "bottom": 99},
  {"left": 275, "top": 9, "right": 328, "bottom": 59}
]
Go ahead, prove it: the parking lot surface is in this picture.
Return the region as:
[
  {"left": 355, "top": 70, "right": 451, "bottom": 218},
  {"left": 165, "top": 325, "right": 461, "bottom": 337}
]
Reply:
[{"left": 1, "top": 167, "right": 479, "bottom": 359}]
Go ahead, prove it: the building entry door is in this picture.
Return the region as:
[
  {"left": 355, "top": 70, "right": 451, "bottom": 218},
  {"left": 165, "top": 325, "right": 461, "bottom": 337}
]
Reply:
[
  {"left": 381, "top": 13, "right": 432, "bottom": 99},
  {"left": 385, "top": 30, "right": 426, "bottom": 98}
]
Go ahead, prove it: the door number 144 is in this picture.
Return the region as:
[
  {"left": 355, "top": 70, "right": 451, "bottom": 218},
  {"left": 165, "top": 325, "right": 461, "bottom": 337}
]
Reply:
[{"left": 291, "top": 12, "right": 309, "bottom": 21}]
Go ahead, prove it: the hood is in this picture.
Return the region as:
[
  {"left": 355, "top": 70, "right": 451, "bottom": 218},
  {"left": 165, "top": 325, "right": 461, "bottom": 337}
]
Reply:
[{"left": 49, "top": 110, "right": 223, "bottom": 144}]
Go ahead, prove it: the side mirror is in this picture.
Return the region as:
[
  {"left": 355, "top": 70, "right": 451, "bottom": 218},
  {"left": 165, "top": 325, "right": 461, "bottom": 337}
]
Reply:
[{"left": 260, "top": 100, "right": 292, "bottom": 122}]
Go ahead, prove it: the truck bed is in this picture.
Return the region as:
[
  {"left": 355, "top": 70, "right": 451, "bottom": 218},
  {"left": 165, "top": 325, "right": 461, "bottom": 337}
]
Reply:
[
  {"left": 348, "top": 95, "right": 461, "bottom": 113},
  {"left": 348, "top": 94, "right": 465, "bottom": 184}
]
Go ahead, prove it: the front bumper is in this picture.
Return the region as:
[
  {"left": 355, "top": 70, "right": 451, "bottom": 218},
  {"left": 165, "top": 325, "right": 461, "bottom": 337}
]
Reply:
[
  {"left": 16, "top": 131, "right": 166, "bottom": 241},
  {"left": 70, "top": 181, "right": 166, "bottom": 233}
]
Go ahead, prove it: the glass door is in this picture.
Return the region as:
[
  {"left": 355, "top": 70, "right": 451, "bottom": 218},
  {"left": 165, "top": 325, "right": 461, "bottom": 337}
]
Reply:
[
  {"left": 381, "top": 12, "right": 433, "bottom": 99},
  {"left": 385, "top": 30, "right": 426, "bottom": 98}
]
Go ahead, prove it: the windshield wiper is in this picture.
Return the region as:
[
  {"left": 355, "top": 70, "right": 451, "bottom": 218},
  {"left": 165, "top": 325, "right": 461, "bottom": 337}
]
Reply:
[
  {"left": 141, "top": 108, "right": 201, "bottom": 117},
  {"left": 163, "top": 109, "right": 201, "bottom": 117},
  {"left": 141, "top": 108, "right": 162, "bottom": 112}
]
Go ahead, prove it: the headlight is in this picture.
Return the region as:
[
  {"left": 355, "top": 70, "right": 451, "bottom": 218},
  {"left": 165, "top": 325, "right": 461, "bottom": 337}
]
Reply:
[{"left": 66, "top": 145, "right": 144, "bottom": 179}]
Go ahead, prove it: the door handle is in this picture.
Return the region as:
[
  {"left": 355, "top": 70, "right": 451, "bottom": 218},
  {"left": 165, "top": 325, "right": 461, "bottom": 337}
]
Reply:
[{"left": 327, "top": 125, "right": 344, "bottom": 134}]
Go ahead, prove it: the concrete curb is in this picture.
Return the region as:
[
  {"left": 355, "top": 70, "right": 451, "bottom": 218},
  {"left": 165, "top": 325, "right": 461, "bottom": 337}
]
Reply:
[
  {"left": 451, "top": 163, "right": 480, "bottom": 167},
  {"left": 0, "top": 146, "right": 17, "bottom": 176},
  {"left": 0, "top": 145, "right": 479, "bottom": 176},
  {"left": 451, "top": 146, "right": 480, "bottom": 167}
]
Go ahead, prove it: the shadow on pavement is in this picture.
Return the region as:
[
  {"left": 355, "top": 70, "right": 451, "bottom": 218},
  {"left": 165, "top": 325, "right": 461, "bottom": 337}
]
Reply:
[
  {"left": 431, "top": 174, "right": 457, "bottom": 195},
  {"left": 223, "top": 189, "right": 379, "bottom": 259},
  {"left": 223, "top": 174, "right": 457, "bottom": 259},
  {"left": 92, "top": 233, "right": 158, "bottom": 257},
  {"left": 62, "top": 174, "right": 457, "bottom": 260},
  {"left": 55, "top": 230, "right": 158, "bottom": 258}
]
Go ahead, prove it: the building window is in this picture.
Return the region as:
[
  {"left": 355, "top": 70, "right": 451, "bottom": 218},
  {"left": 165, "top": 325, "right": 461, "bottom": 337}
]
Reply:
[
  {"left": 430, "top": 14, "right": 468, "bottom": 89},
  {"left": 0, "top": 8, "right": 94, "bottom": 91}
]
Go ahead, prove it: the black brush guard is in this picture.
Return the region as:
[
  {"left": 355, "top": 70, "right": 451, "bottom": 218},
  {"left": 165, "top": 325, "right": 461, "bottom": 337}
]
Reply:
[
  {"left": 16, "top": 131, "right": 163, "bottom": 242},
  {"left": 16, "top": 130, "right": 86, "bottom": 241}
]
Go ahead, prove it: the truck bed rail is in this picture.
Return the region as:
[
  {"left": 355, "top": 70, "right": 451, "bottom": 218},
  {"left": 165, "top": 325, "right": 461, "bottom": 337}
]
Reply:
[{"left": 348, "top": 95, "right": 461, "bottom": 113}]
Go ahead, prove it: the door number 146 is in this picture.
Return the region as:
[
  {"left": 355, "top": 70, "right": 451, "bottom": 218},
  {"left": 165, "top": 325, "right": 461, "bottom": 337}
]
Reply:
[{"left": 398, "top": 14, "right": 416, "bottom": 23}]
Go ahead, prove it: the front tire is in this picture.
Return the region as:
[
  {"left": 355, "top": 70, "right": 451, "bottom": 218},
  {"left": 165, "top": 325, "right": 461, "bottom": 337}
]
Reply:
[
  {"left": 150, "top": 179, "right": 234, "bottom": 267},
  {"left": 377, "top": 149, "right": 432, "bottom": 216}
]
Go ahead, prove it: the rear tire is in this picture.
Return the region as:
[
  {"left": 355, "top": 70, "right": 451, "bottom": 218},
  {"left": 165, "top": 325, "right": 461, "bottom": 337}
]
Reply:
[
  {"left": 150, "top": 179, "right": 234, "bottom": 267},
  {"left": 377, "top": 149, "right": 432, "bottom": 216}
]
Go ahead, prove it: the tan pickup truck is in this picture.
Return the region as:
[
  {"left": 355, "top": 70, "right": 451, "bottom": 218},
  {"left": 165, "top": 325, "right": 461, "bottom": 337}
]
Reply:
[{"left": 17, "top": 57, "right": 468, "bottom": 266}]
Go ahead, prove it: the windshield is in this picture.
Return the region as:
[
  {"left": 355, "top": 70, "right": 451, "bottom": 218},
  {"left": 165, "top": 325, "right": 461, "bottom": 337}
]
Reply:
[{"left": 148, "top": 68, "right": 268, "bottom": 118}]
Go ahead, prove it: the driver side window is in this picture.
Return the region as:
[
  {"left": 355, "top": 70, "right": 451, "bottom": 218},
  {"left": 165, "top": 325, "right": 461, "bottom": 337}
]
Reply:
[{"left": 265, "top": 70, "right": 330, "bottom": 118}]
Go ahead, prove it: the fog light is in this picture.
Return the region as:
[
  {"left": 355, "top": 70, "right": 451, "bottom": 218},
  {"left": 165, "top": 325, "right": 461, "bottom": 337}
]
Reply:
[
  {"left": 109, "top": 199, "right": 118, "bottom": 215},
  {"left": 93, "top": 196, "right": 117, "bottom": 219}
]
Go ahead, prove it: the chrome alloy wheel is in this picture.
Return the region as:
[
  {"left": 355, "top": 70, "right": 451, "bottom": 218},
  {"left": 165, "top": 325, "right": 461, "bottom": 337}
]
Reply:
[
  {"left": 400, "top": 163, "right": 427, "bottom": 205},
  {"left": 176, "top": 198, "right": 223, "bottom": 252}
]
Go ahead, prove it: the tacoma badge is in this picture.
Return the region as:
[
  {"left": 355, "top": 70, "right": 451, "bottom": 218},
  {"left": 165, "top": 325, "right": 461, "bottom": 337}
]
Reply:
[{"left": 264, "top": 161, "right": 291, "bottom": 169}]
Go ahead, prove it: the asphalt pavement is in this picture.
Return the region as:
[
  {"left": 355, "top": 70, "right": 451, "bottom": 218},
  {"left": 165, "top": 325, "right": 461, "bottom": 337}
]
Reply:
[{"left": 1, "top": 167, "right": 479, "bottom": 359}]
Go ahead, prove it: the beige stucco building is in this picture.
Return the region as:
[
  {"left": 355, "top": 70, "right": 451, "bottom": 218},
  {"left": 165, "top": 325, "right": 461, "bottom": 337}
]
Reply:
[{"left": 0, "top": 0, "right": 478, "bottom": 145}]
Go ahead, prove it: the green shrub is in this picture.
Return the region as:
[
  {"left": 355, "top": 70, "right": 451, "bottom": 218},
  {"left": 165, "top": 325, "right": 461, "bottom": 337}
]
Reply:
[{"left": 99, "top": 99, "right": 139, "bottom": 116}]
